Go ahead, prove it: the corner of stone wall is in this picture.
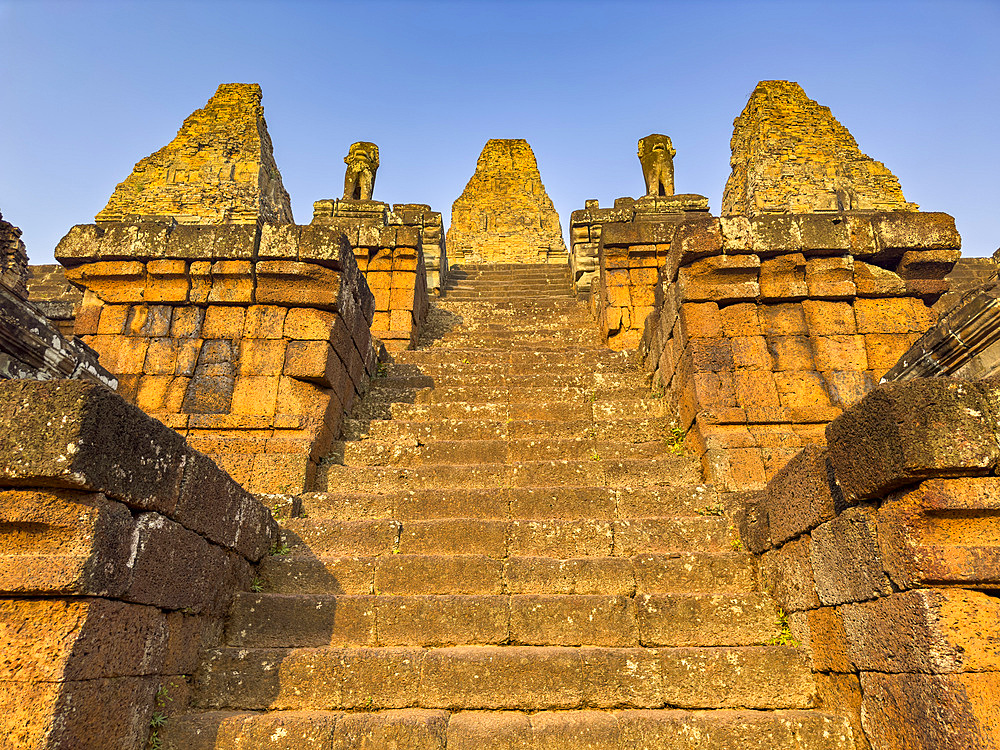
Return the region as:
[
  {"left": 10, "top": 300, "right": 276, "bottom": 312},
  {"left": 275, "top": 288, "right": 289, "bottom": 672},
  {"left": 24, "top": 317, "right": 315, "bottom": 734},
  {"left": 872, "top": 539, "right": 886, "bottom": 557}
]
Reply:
[
  {"left": 311, "top": 200, "right": 432, "bottom": 350},
  {"left": 738, "top": 376, "right": 1000, "bottom": 750},
  {"left": 618, "top": 211, "right": 960, "bottom": 491},
  {"left": 55, "top": 221, "right": 378, "bottom": 494},
  {"left": 0, "top": 379, "right": 278, "bottom": 748}
]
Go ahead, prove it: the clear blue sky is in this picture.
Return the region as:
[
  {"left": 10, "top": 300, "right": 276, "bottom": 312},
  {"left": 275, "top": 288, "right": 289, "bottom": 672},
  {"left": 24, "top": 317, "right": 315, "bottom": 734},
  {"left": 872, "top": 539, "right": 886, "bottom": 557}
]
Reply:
[{"left": 2, "top": 0, "right": 998, "bottom": 263}]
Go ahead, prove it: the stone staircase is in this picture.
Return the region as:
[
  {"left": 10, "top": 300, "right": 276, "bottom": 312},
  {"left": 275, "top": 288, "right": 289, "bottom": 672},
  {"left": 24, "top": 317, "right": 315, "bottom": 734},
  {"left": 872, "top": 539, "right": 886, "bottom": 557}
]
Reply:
[{"left": 163, "top": 264, "right": 856, "bottom": 748}]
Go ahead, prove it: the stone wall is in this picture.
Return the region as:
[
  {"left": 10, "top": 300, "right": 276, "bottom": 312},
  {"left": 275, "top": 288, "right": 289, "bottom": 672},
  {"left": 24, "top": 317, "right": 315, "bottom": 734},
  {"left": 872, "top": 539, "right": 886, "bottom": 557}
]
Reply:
[
  {"left": 0, "top": 210, "right": 28, "bottom": 299},
  {"left": 569, "top": 198, "right": 638, "bottom": 296},
  {"left": 739, "top": 377, "right": 1000, "bottom": 750},
  {"left": 312, "top": 199, "right": 432, "bottom": 348},
  {"left": 27, "top": 263, "right": 83, "bottom": 337},
  {"left": 447, "top": 139, "right": 567, "bottom": 265},
  {"left": 722, "top": 81, "right": 917, "bottom": 216},
  {"left": 631, "top": 211, "right": 959, "bottom": 491},
  {"left": 0, "top": 379, "right": 277, "bottom": 749},
  {"left": 55, "top": 222, "right": 377, "bottom": 494},
  {"left": 96, "top": 84, "right": 293, "bottom": 226}
]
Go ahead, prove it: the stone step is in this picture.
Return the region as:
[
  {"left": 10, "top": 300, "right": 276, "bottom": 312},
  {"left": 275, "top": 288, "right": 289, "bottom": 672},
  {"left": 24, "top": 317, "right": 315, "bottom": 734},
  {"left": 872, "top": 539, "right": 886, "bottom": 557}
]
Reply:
[
  {"left": 192, "top": 644, "right": 816, "bottom": 712},
  {"left": 342, "top": 416, "right": 666, "bottom": 443},
  {"left": 371, "top": 371, "right": 647, "bottom": 390},
  {"left": 354, "top": 397, "right": 666, "bottom": 422},
  {"left": 162, "top": 707, "right": 856, "bottom": 750},
  {"left": 395, "top": 348, "right": 633, "bottom": 366},
  {"left": 365, "top": 385, "right": 652, "bottom": 405},
  {"left": 443, "top": 292, "right": 575, "bottom": 301},
  {"left": 295, "top": 484, "right": 723, "bottom": 521},
  {"left": 259, "top": 552, "right": 756, "bottom": 597},
  {"left": 318, "top": 455, "right": 702, "bottom": 492},
  {"left": 276, "top": 516, "right": 730, "bottom": 558},
  {"left": 356, "top": 398, "right": 660, "bottom": 425},
  {"left": 224, "top": 592, "right": 781, "bottom": 649},
  {"left": 333, "top": 439, "right": 672, "bottom": 467}
]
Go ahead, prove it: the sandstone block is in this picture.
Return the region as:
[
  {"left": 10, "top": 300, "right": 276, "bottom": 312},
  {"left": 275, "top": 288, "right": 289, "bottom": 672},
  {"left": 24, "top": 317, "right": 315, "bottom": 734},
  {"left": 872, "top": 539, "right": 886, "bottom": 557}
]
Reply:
[
  {"left": 759, "top": 536, "right": 820, "bottom": 612},
  {"left": 126, "top": 512, "right": 234, "bottom": 613},
  {"left": 256, "top": 260, "right": 344, "bottom": 309},
  {"left": 854, "top": 296, "right": 934, "bottom": 334},
  {"left": 760, "top": 302, "right": 808, "bottom": 335},
  {"left": 207, "top": 260, "right": 253, "bottom": 304},
  {"left": 765, "top": 335, "right": 814, "bottom": 370},
  {"left": 807, "top": 606, "right": 852, "bottom": 672},
  {"left": 0, "top": 597, "right": 166, "bottom": 682},
  {"left": 873, "top": 211, "right": 961, "bottom": 252},
  {"left": 860, "top": 671, "right": 1000, "bottom": 750},
  {"left": 842, "top": 588, "right": 1000, "bottom": 674},
  {"left": 878, "top": 477, "right": 1000, "bottom": 589},
  {"left": 0, "top": 675, "right": 158, "bottom": 750},
  {"left": 759, "top": 253, "right": 807, "bottom": 299},
  {"left": 735, "top": 494, "right": 771, "bottom": 554},
  {"left": 810, "top": 335, "right": 867, "bottom": 371},
  {"left": 720, "top": 302, "right": 761, "bottom": 336},
  {"left": 678, "top": 254, "right": 760, "bottom": 303},
  {"left": 763, "top": 446, "right": 842, "bottom": 544},
  {"left": 748, "top": 216, "right": 801, "bottom": 253},
  {"left": 0, "top": 489, "right": 138, "bottom": 597},
  {"left": 0, "top": 380, "right": 189, "bottom": 514},
  {"left": 826, "top": 378, "right": 999, "bottom": 503},
  {"left": 805, "top": 256, "right": 855, "bottom": 298},
  {"left": 679, "top": 301, "right": 721, "bottom": 338},
  {"left": 853, "top": 260, "right": 907, "bottom": 296},
  {"left": 731, "top": 336, "right": 772, "bottom": 370},
  {"left": 510, "top": 595, "right": 638, "bottom": 647},
  {"left": 175, "top": 450, "right": 276, "bottom": 562},
  {"left": 809, "top": 505, "right": 892, "bottom": 605},
  {"left": 334, "top": 710, "right": 449, "bottom": 750}
]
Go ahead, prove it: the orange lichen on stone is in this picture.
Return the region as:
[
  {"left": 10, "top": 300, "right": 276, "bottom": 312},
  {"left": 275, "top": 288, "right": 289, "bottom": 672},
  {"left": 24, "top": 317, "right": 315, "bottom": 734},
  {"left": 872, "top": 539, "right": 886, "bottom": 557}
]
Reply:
[
  {"left": 96, "top": 83, "right": 293, "bottom": 225},
  {"left": 722, "top": 80, "right": 917, "bottom": 216},
  {"left": 446, "top": 139, "right": 567, "bottom": 264}
]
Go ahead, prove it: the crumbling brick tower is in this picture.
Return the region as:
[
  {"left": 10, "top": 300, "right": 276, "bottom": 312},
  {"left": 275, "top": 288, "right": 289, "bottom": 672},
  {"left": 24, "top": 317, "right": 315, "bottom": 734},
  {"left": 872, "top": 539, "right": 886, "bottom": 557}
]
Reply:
[{"left": 447, "top": 138, "right": 568, "bottom": 265}]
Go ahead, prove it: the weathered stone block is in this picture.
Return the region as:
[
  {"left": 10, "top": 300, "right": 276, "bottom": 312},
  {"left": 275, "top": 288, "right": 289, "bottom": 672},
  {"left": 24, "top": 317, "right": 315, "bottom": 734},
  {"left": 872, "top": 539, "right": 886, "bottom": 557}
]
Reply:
[
  {"left": 0, "top": 597, "right": 166, "bottom": 683},
  {"left": 126, "top": 513, "right": 235, "bottom": 613},
  {"left": 759, "top": 253, "right": 806, "bottom": 299},
  {"left": 842, "top": 588, "right": 1000, "bottom": 674},
  {"left": 0, "top": 489, "right": 135, "bottom": 596},
  {"left": 759, "top": 535, "right": 820, "bottom": 612},
  {"left": 878, "top": 477, "right": 1000, "bottom": 589},
  {"left": 677, "top": 254, "right": 760, "bottom": 303},
  {"left": 763, "top": 446, "right": 842, "bottom": 544},
  {"left": 174, "top": 450, "right": 276, "bottom": 562},
  {"left": 0, "top": 380, "right": 189, "bottom": 514},
  {"left": 805, "top": 256, "right": 855, "bottom": 298},
  {"left": 860, "top": 671, "right": 1000, "bottom": 750},
  {"left": 256, "top": 261, "right": 343, "bottom": 309},
  {"left": 826, "top": 379, "right": 999, "bottom": 503},
  {"left": 807, "top": 607, "right": 852, "bottom": 673},
  {"left": 809, "top": 505, "right": 892, "bottom": 605},
  {"left": 873, "top": 211, "right": 961, "bottom": 252}
]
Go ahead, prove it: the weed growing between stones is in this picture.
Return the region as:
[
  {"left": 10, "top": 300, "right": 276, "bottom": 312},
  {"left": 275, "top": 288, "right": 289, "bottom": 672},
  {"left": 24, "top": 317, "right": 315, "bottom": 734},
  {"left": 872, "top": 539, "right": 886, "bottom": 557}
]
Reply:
[{"left": 769, "top": 609, "right": 801, "bottom": 647}]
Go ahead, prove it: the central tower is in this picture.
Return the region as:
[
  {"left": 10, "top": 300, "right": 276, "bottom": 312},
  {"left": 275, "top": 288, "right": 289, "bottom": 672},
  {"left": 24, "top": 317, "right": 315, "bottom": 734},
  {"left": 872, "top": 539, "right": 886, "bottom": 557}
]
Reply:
[{"left": 446, "top": 138, "right": 567, "bottom": 265}]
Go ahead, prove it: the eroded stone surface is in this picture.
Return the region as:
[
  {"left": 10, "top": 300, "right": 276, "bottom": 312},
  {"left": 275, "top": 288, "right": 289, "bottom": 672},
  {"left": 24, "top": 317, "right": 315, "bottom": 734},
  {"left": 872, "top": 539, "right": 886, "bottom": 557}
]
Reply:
[
  {"left": 96, "top": 83, "right": 293, "bottom": 225},
  {"left": 723, "top": 80, "right": 917, "bottom": 216},
  {"left": 447, "top": 139, "right": 566, "bottom": 265}
]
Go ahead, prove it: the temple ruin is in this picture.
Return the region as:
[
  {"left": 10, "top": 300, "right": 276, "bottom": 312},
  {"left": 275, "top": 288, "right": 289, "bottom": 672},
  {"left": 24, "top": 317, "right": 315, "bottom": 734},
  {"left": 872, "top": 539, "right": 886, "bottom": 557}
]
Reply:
[
  {"left": 3, "top": 80, "right": 998, "bottom": 750},
  {"left": 446, "top": 138, "right": 567, "bottom": 264}
]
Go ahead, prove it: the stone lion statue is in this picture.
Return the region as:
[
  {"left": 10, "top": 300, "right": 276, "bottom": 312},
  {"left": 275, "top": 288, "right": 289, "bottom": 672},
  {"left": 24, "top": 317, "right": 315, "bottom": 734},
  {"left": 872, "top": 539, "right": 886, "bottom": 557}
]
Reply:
[
  {"left": 343, "top": 142, "right": 380, "bottom": 201},
  {"left": 637, "top": 134, "right": 676, "bottom": 197}
]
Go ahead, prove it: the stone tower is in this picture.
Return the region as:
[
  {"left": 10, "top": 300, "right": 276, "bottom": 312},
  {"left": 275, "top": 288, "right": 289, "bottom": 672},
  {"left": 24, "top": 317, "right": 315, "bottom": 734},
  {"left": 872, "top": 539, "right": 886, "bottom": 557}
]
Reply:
[
  {"left": 446, "top": 139, "right": 567, "bottom": 265},
  {"left": 96, "top": 83, "right": 293, "bottom": 225},
  {"left": 722, "top": 80, "right": 917, "bottom": 215}
]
